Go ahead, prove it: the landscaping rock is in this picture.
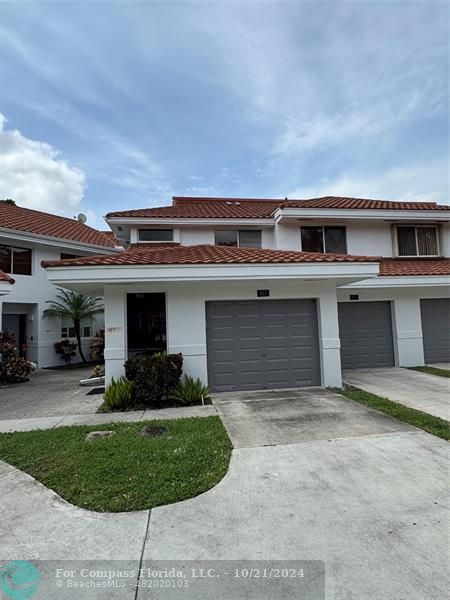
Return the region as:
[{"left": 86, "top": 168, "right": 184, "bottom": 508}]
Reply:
[
  {"left": 85, "top": 430, "right": 115, "bottom": 442},
  {"left": 139, "top": 425, "right": 167, "bottom": 438}
]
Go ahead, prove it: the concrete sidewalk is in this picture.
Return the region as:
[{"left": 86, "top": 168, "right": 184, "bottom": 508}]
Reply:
[
  {"left": 343, "top": 367, "right": 450, "bottom": 421},
  {"left": 0, "top": 405, "right": 217, "bottom": 432},
  {"left": 146, "top": 431, "right": 449, "bottom": 600},
  {"left": 1, "top": 388, "right": 448, "bottom": 599},
  {"left": 1, "top": 430, "right": 448, "bottom": 599}
]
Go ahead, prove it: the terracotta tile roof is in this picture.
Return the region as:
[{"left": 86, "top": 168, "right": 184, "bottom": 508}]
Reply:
[
  {"left": 106, "top": 196, "right": 449, "bottom": 219},
  {"left": 100, "top": 230, "right": 121, "bottom": 245},
  {"left": 0, "top": 201, "right": 115, "bottom": 247},
  {"left": 43, "top": 244, "right": 380, "bottom": 268},
  {"left": 107, "top": 199, "right": 283, "bottom": 219},
  {"left": 0, "top": 270, "right": 14, "bottom": 284},
  {"left": 380, "top": 258, "right": 450, "bottom": 276},
  {"left": 283, "top": 196, "right": 449, "bottom": 211}
]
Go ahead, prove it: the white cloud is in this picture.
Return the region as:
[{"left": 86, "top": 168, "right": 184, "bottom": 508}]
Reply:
[
  {"left": 287, "top": 160, "right": 449, "bottom": 205},
  {"left": 0, "top": 114, "right": 85, "bottom": 212}
]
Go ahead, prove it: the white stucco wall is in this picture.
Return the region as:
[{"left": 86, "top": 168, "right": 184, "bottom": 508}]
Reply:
[
  {"left": 274, "top": 223, "right": 301, "bottom": 250},
  {"left": 179, "top": 228, "right": 214, "bottom": 245},
  {"left": 345, "top": 222, "right": 393, "bottom": 256},
  {"left": 103, "top": 279, "right": 343, "bottom": 388},
  {"left": 0, "top": 240, "right": 104, "bottom": 367},
  {"left": 125, "top": 220, "right": 449, "bottom": 259}
]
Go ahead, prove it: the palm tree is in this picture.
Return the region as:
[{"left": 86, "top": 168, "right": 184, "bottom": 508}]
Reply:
[{"left": 43, "top": 289, "right": 104, "bottom": 363}]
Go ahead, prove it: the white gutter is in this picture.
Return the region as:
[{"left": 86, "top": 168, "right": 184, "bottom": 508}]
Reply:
[
  {"left": 0, "top": 227, "right": 121, "bottom": 254},
  {"left": 340, "top": 275, "right": 450, "bottom": 289},
  {"left": 274, "top": 207, "right": 450, "bottom": 223},
  {"left": 46, "top": 261, "right": 380, "bottom": 285},
  {"left": 106, "top": 217, "right": 273, "bottom": 227}
]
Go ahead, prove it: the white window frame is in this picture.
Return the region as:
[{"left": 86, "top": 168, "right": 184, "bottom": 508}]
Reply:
[
  {"left": 0, "top": 243, "right": 33, "bottom": 276},
  {"left": 138, "top": 229, "right": 174, "bottom": 243},
  {"left": 300, "top": 225, "right": 347, "bottom": 254},
  {"left": 394, "top": 225, "right": 440, "bottom": 258},
  {"left": 214, "top": 229, "right": 262, "bottom": 248}
]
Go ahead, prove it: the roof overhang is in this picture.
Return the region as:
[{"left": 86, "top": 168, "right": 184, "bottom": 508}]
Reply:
[
  {"left": 340, "top": 275, "right": 450, "bottom": 289},
  {"left": 0, "top": 227, "right": 120, "bottom": 254},
  {"left": 274, "top": 208, "right": 450, "bottom": 223},
  {"left": 46, "top": 261, "right": 380, "bottom": 293}
]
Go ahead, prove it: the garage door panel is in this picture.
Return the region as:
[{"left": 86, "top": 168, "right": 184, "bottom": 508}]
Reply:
[
  {"left": 421, "top": 299, "right": 450, "bottom": 363},
  {"left": 338, "top": 301, "right": 395, "bottom": 369},
  {"left": 206, "top": 299, "right": 320, "bottom": 392}
]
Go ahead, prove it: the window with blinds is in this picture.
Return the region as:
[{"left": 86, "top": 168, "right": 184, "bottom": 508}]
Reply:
[{"left": 397, "top": 226, "right": 439, "bottom": 257}]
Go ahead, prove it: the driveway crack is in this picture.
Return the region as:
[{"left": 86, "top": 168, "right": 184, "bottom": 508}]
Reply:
[{"left": 133, "top": 509, "right": 152, "bottom": 600}]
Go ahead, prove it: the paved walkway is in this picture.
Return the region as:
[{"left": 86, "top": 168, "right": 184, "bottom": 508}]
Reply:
[
  {"left": 1, "top": 391, "right": 448, "bottom": 599},
  {"left": 343, "top": 367, "right": 450, "bottom": 421},
  {"left": 0, "top": 366, "right": 102, "bottom": 419},
  {"left": 428, "top": 362, "right": 450, "bottom": 370},
  {"left": 0, "top": 405, "right": 217, "bottom": 432}
]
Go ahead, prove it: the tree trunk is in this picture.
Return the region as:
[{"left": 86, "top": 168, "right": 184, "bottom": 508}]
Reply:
[{"left": 74, "top": 319, "right": 87, "bottom": 363}]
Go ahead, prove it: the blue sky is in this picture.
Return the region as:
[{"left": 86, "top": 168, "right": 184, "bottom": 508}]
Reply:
[{"left": 0, "top": 1, "right": 448, "bottom": 228}]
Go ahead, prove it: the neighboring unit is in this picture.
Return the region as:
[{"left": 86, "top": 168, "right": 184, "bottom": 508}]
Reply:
[
  {"left": 43, "top": 196, "right": 450, "bottom": 389},
  {"left": 0, "top": 200, "right": 120, "bottom": 367}
]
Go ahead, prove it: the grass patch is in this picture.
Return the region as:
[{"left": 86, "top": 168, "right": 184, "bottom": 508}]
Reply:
[
  {"left": 0, "top": 416, "right": 232, "bottom": 512},
  {"left": 407, "top": 366, "right": 450, "bottom": 378},
  {"left": 332, "top": 387, "right": 449, "bottom": 441}
]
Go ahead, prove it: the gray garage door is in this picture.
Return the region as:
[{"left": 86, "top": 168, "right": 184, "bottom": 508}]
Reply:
[
  {"left": 338, "top": 301, "right": 395, "bottom": 369},
  {"left": 420, "top": 299, "right": 450, "bottom": 363},
  {"left": 206, "top": 299, "right": 320, "bottom": 392}
]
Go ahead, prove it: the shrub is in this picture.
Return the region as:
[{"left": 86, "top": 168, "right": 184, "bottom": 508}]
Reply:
[
  {"left": 124, "top": 352, "right": 183, "bottom": 408},
  {"left": 102, "top": 377, "right": 133, "bottom": 411},
  {"left": 54, "top": 339, "right": 77, "bottom": 364},
  {"left": 170, "top": 375, "right": 211, "bottom": 405},
  {"left": 0, "top": 330, "right": 34, "bottom": 384},
  {"left": 92, "top": 365, "right": 105, "bottom": 378},
  {"left": 90, "top": 329, "right": 105, "bottom": 362}
]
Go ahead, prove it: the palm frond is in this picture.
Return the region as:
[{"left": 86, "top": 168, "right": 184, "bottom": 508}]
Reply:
[{"left": 43, "top": 289, "right": 104, "bottom": 320}]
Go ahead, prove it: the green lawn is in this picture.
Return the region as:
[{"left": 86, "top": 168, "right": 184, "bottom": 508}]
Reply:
[
  {"left": 333, "top": 387, "right": 449, "bottom": 441},
  {"left": 407, "top": 366, "right": 450, "bottom": 378},
  {"left": 0, "top": 416, "right": 232, "bottom": 512}
]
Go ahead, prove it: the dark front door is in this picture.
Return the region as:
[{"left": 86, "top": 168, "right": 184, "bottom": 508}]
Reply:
[
  {"left": 206, "top": 299, "right": 321, "bottom": 392},
  {"left": 127, "top": 293, "right": 167, "bottom": 355}
]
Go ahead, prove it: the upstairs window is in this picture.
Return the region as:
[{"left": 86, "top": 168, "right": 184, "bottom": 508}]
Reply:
[
  {"left": 0, "top": 244, "right": 32, "bottom": 275},
  {"left": 301, "top": 226, "right": 347, "bottom": 254},
  {"left": 138, "top": 229, "right": 173, "bottom": 242},
  {"left": 214, "top": 230, "right": 262, "bottom": 248},
  {"left": 396, "top": 226, "right": 439, "bottom": 257}
]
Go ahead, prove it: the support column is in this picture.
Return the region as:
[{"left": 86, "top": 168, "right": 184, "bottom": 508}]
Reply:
[
  {"left": 317, "top": 287, "right": 342, "bottom": 387},
  {"left": 392, "top": 296, "right": 424, "bottom": 366},
  {"left": 166, "top": 287, "right": 208, "bottom": 384},
  {"left": 104, "top": 286, "right": 127, "bottom": 383}
]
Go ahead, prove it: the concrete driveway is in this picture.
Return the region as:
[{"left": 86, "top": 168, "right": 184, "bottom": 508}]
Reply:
[
  {"left": 212, "top": 387, "right": 410, "bottom": 448},
  {"left": 428, "top": 362, "right": 450, "bottom": 370},
  {"left": 0, "top": 366, "right": 103, "bottom": 419},
  {"left": 343, "top": 367, "right": 450, "bottom": 421},
  {"left": 1, "top": 388, "right": 448, "bottom": 599}
]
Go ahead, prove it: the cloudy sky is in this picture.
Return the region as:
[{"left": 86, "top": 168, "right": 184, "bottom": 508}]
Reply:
[{"left": 0, "top": 1, "right": 448, "bottom": 228}]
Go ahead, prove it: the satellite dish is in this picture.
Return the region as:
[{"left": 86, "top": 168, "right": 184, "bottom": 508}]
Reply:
[{"left": 77, "top": 213, "right": 87, "bottom": 224}]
